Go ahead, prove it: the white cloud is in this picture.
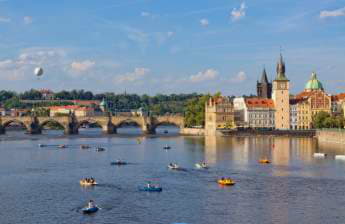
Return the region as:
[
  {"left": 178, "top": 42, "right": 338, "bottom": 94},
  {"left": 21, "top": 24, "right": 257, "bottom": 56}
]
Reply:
[
  {"left": 141, "top": 12, "right": 151, "bottom": 17},
  {"left": 70, "top": 60, "right": 95, "bottom": 72},
  {"left": 0, "top": 48, "right": 67, "bottom": 81},
  {"left": 167, "top": 31, "right": 174, "bottom": 37},
  {"left": 231, "top": 71, "right": 247, "bottom": 83},
  {"left": 200, "top": 18, "right": 209, "bottom": 27},
  {"left": 115, "top": 67, "right": 150, "bottom": 83},
  {"left": 231, "top": 2, "right": 246, "bottom": 21},
  {"left": 23, "top": 16, "right": 33, "bottom": 24},
  {"left": 190, "top": 69, "right": 218, "bottom": 82},
  {"left": 0, "top": 16, "right": 10, "bottom": 23},
  {"left": 320, "top": 7, "right": 345, "bottom": 19}
]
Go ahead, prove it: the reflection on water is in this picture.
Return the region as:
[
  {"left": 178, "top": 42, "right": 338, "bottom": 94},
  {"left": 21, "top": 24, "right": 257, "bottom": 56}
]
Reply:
[{"left": 1, "top": 129, "right": 345, "bottom": 224}]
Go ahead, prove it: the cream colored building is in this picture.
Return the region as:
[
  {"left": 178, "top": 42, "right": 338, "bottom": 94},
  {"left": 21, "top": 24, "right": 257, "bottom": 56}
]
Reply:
[
  {"left": 49, "top": 106, "right": 94, "bottom": 117},
  {"left": 205, "top": 96, "right": 235, "bottom": 135},
  {"left": 272, "top": 54, "right": 290, "bottom": 130}
]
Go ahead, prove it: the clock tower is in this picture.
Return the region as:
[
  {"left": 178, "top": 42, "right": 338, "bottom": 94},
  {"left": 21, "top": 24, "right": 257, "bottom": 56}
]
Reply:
[{"left": 272, "top": 54, "right": 290, "bottom": 130}]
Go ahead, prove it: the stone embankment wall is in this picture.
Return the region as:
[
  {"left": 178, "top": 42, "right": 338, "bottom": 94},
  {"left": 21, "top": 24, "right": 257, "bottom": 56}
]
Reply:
[
  {"left": 316, "top": 129, "right": 345, "bottom": 145},
  {"left": 180, "top": 128, "right": 205, "bottom": 136},
  {"left": 218, "top": 129, "right": 316, "bottom": 137}
]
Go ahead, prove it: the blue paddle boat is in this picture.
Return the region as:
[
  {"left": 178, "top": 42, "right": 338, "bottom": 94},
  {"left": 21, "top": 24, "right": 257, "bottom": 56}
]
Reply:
[
  {"left": 139, "top": 183, "right": 162, "bottom": 192},
  {"left": 82, "top": 206, "right": 99, "bottom": 214}
]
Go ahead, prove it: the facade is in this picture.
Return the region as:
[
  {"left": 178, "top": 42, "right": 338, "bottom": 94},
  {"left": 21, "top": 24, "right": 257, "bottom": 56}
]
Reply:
[
  {"left": 272, "top": 54, "right": 290, "bottom": 130},
  {"left": 257, "top": 68, "right": 272, "bottom": 98},
  {"left": 49, "top": 105, "right": 94, "bottom": 117},
  {"left": 292, "top": 72, "right": 331, "bottom": 129},
  {"left": 289, "top": 100, "right": 298, "bottom": 130},
  {"left": 205, "top": 96, "right": 235, "bottom": 135},
  {"left": 245, "top": 98, "right": 275, "bottom": 129},
  {"left": 331, "top": 93, "right": 345, "bottom": 115},
  {"left": 233, "top": 97, "right": 246, "bottom": 127}
]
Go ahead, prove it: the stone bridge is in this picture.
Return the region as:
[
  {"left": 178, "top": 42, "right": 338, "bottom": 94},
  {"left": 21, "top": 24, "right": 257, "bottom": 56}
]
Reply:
[{"left": 0, "top": 115, "right": 185, "bottom": 135}]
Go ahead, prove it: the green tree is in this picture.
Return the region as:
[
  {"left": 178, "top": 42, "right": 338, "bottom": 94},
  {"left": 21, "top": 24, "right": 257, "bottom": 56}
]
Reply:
[{"left": 184, "top": 94, "right": 211, "bottom": 127}]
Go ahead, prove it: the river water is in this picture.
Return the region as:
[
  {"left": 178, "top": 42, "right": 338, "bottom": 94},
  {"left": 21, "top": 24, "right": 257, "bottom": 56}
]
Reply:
[{"left": 1, "top": 127, "right": 345, "bottom": 224}]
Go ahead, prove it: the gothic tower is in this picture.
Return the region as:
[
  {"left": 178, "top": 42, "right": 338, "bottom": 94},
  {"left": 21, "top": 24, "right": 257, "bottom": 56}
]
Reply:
[
  {"left": 257, "top": 68, "right": 272, "bottom": 98},
  {"left": 272, "top": 54, "right": 290, "bottom": 130}
]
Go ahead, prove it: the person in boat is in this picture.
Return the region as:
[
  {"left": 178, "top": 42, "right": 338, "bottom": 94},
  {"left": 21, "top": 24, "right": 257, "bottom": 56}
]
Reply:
[
  {"left": 88, "top": 200, "right": 95, "bottom": 208},
  {"left": 90, "top": 178, "right": 95, "bottom": 183}
]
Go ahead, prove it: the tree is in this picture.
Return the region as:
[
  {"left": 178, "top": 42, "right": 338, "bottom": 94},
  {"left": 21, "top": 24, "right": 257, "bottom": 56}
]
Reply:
[
  {"left": 184, "top": 94, "right": 211, "bottom": 127},
  {"left": 313, "top": 111, "right": 344, "bottom": 129}
]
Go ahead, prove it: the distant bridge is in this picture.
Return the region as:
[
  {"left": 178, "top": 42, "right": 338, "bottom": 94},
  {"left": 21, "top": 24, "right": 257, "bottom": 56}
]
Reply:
[{"left": 0, "top": 114, "right": 185, "bottom": 135}]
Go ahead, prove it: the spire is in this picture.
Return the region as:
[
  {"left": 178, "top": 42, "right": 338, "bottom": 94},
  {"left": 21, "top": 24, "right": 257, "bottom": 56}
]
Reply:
[
  {"left": 260, "top": 68, "right": 269, "bottom": 84},
  {"left": 275, "top": 53, "right": 288, "bottom": 81}
]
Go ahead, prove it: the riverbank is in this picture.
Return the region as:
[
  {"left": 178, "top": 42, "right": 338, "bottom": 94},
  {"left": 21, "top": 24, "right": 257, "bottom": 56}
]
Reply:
[
  {"left": 316, "top": 129, "right": 345, "bottom": 146},
  {"left": 218, "top": 129, "right": 316, "bottom": 137}
]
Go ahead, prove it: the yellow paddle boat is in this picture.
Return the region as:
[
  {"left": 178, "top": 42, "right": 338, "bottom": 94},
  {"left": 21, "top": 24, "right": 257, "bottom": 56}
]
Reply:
[
  {"left": 218, "top": 178, "right": 235, "bottom": 186},
  {"left": 259, "top": 159, "right": 270, "bottom": 164},
  {"left": 80, "top": 178, "right": 98, "bottom": 186}
]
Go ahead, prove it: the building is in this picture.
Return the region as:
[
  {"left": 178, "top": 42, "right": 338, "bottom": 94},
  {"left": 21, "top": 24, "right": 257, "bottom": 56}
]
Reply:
[
  {"left": 257, "top": 68, "right": 272, "bottom": 98},
  {"left": 331, "top": 93, "right": 345, "bottom": 115},
  {"left": 272, "top": 54, "right": 290, "bottom": 130},
  {"left": 205, "top": 96, "right": 235, "bottom": 135},
  {"left": 49, "top": 105, "right": 94, "bottom": 117},
  {"left": 233, "top": 97, "right": 246, "bottom": 127},
  {"left": 293, "top": 72, "right": 331, "bottom": 129},
  {"left": 38, "top": 89, "right": 54, "bottom": 100},
  {"left": 244, "top": 98, "right": 275, "bottom": 129},
  {"left": 289, "top": 99, "right": 298, "bottom": 130}
]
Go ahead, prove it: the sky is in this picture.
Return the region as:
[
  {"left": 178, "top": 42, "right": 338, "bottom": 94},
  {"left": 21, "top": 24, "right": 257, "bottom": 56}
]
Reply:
[{"left": 0, "top": 0, "right": 345, "bottom": 96}]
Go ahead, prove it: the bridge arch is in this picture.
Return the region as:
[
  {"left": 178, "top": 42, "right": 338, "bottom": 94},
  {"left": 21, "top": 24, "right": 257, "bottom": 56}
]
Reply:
[
  {"left": 2, "top": 119, "right": 29, "bottom": 130},
  {"left": 40, "top": 119, "right": 65, "bottom": 130},
  {"left": 77, "top": 119, "right": 103, "bottom": 129}
]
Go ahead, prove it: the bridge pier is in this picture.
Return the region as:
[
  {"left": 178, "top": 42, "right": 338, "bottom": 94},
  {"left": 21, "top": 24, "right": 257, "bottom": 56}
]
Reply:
[
  {"left": 102, "top": 123, "right": 117, "bottom": 134},
  {"left": 0, "top": 125, "right": 4, "bottom": 134},
  {"left": 64, "top": 123, "right": 79, "bottom": 135}
]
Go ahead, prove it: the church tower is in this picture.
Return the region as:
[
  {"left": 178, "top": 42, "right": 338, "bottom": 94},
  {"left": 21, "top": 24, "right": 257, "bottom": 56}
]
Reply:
[
  {"left": 272, "top": 54, "right": 290, "bottom": 130},
  {"left": 257, "top": 68, "right": 272, "bottom": 98}
]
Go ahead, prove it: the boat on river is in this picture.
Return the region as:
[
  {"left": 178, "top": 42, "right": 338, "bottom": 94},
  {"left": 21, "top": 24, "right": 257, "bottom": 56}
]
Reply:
[
  {"left": 80, "top": 178, "right": 98, "bottom": 186},
  {"left": 218, "top": 178, "right": 235, "bottom": 186},
  {"left": 163, "top": 144, "right": 171, "bottom": 150},
  {"left": 38, "top": 144, "right": 46, "bottom": 147},
  {"left": 314, "top": 153, "right": 327, "bottom": 157},
  {"left": 80, "top": 145, "right": 90, "bottom": 149},
  {"left": 168, "top": 163, "right": 180, "bottom": 170},
  {"left": 195, "top": 162, "right": 209, "bottom": 169},
  {"left": 58, "top": 144, "right": 67, "bottom": 149},
  {"left": 139, "top": 183, "right": 162, "bottom": 192},
  {"left": 82, "top": 200, "right": 99, "bottom": 214},
  {"left": 110, "top": 160, "right": 127, "bottom": 166},
  {"left": 259, "top": 159, "right": 270, "bottom": 164},
  {"left": 96, "top": 147, "right": 105, "bottom": 152}
]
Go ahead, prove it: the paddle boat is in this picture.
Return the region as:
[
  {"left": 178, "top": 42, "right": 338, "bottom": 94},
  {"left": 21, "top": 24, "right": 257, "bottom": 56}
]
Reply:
[
  {"left": 110, "top": 160, "right": 127, "bottom": 166},
  {"left": 38, "top": 144, "right": 46, "bottom": 148},
  {"left": 82, "top": 200, "right": 99, "bottom": 214},
  {"left": 218, "top": 177, "right": 235, "bottom": 186},
  {"left": 139, "top": 183, "right": 162, "bottom": 192},
  {"left": 259, "top": 159, "right": 270, "bottom": 164},
  {"left": 80, "top": 145, "right": 90, "bottom": 149},
  {"left": 80, "top": 178, "right": 98, "bottom": 186},
  {"left": 168, "top": 163, "right": 180, "bottom": 170},
  {"left": 335, "top": 155, "right": 345, "bottom": 160},
  {"left": 58, "top": 144, "right": 66, "bottom": 149},
  {"left": 195, "top": 162, "right": 209, "bottom": 169},
  {"left": 313, "top": 153, "right": 327, "bottom": 158},
  {"left": 163, "top": 144, "right": 171, "bottom": 150},
  {"left": 96, "top": 147, "right": 105, "bottom": 152}
]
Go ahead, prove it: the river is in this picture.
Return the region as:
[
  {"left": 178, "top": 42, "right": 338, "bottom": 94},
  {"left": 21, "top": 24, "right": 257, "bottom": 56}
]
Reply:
[{"left": 1, "top": 126, "right": 345, "bottom": 224}]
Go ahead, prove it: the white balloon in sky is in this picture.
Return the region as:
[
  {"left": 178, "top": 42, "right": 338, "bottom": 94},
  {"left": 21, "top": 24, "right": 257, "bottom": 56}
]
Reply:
[{"left": 34, "top": 67, "right": 44, "bottom": 77}]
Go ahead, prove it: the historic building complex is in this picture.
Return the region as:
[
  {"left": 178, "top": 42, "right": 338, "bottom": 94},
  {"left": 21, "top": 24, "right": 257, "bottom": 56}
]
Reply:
[{"left": 207, "top": 54, "right": 345, "bottom": 132}]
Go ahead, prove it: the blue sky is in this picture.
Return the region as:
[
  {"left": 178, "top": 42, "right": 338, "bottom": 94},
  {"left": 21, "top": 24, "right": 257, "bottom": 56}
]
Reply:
[{"left": 0, "top": 0, "right": 345, "bottom": 95}]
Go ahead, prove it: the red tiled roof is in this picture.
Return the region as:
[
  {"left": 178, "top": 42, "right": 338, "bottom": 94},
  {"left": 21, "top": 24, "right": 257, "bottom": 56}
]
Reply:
[
  {"left": 245, "top": 98, "right": 275, "bottom": 108},
  {"left": 332, "top": 93, "right": 345, "bottom": 101}
]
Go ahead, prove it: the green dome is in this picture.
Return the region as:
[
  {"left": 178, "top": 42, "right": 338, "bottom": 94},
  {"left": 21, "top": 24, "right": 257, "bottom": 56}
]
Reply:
[{"left": 305, "top": 72, "right": 324, "bottom": 91}]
